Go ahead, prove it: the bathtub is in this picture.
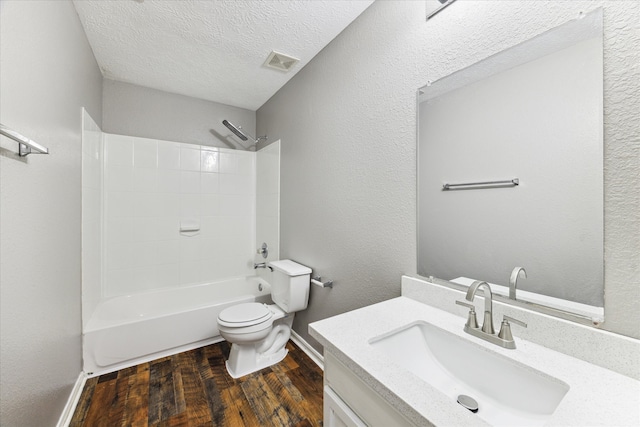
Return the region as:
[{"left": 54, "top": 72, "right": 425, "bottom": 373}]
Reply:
[{"left": 83, "top": 276, "right": 271, "bottom": 375}]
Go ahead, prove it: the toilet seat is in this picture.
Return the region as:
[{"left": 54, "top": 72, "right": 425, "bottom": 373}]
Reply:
[{"left": 218, "top": 303, "right": 273, "bottom": 328}]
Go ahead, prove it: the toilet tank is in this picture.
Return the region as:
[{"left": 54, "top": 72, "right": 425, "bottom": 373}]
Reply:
[{"left": 268, "top": 260, "right": 311, "bottom": 313}]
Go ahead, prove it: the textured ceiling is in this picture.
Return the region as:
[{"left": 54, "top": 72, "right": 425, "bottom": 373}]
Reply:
[{"left": 72, "top": 0, "right": 374, "bottom": 111}]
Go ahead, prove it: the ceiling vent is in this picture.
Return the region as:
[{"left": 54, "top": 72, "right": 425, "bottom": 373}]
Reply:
[{"left": 264, "top": 51, "right": 299, "bottom": 72}]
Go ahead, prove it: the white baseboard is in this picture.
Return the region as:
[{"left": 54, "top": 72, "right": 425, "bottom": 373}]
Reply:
[
  {"left": 290, "top": 330, "right": 324, "bottom": 370},
  {"left": 57, "top": 372, "right": 87, "bottom": 427}
]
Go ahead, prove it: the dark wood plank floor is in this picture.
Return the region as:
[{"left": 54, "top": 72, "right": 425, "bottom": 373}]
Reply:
[{"left": 70, "top": 340, "right": 324, "bottom": 427}]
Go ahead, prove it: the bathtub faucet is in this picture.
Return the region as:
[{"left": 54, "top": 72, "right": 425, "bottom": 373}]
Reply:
[{"left": 254, "top": 262, "right": 273, "bottom": 272}]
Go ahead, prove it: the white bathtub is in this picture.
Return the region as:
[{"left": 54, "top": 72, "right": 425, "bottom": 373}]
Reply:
[{"left": 83, "top": 276, "right": 271, "bottom": 375}]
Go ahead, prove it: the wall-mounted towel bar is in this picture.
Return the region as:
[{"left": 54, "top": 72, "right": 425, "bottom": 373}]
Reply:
[
  {"left": 0, "top": 123, "right": 49, "bottom": 157},
  {"left": 442, "top": 178, "right": 519, "bottom": 190},
  {"left": 311, "top": 276, "right": 333, "bottom": 288}
]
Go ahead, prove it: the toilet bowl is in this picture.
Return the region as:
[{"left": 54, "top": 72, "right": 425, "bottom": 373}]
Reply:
[
  {"left": 218, "top": 303, "right": 292, "bottom": 378},
  {"left": 216, "top": 260, "right": 311, "bottom": 378}
]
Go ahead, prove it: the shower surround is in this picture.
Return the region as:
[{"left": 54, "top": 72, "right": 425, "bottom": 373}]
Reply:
[
  {"left": 81, "top": 110, "right": 280, "bottom": 373},
  {"left": 103, "top": 133, "right": 256, "bottom": 297}
]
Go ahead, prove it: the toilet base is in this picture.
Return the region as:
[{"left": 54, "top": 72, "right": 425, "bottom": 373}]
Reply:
[
  {"left": 223, "top": 315, "right": 293, "bottom": 379},
  {"left": 225, "top": 345, "right": 288, "bottom": 379}
]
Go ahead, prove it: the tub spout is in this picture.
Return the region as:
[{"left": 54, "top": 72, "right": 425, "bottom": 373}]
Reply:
[{"left": 254, "top": 262, "right": 273, "bottom": 271}]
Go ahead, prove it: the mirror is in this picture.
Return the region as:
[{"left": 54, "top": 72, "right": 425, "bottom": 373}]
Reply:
[
  {"left": 417, "top": 9, "right": 604, "bottom": 320},
  {"left": 426, "top": 0, "right": 457, "bottom": 20}
]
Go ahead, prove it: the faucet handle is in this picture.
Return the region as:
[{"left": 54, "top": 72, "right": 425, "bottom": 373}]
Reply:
[
  {"left": 498, "top": 315, "right": 527, "bottom": 341},
  {"left": 456, "top": 300, "right": 479, "bottom": 329},
  {"left": 256, "top": 242, "right": 269, "bottom": 259},
  {"left": 503, "top": 315, "right": 527, "bottom": 328}
]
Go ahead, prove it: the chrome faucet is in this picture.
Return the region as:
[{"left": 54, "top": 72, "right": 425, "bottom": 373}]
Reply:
[
  {"left": 509, "top": 267, "right": 527, "bottom": 300},
  {"left": 456, "top": 280, "right": 527, "bottom": 349},
  {"left": 465, "top": 281, "right": 495, "bottom": 334},
  {"left": 254, "top": 262, "right": 273, "bottom": 271}
]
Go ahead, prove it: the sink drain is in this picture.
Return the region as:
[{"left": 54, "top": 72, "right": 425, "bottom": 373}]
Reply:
[{"left": 457, "top": 394, "right": 479, "bottom": 413}]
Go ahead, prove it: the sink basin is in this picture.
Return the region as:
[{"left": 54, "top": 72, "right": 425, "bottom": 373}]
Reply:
[{"left": 369, "top": 321, "right": 569, "bottom": 426}]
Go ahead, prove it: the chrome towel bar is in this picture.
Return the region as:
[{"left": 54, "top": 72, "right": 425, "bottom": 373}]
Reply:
[
  {"left": 0, "top": 123, "right": 49, "bottom": 157},
  {"left": 442, "top": 178, "right": 519, "bottom": 190}
]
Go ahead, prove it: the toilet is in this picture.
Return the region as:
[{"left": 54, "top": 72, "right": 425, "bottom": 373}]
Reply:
[{"left": 217, "top": 259, "right": 311, "bottom": 378}]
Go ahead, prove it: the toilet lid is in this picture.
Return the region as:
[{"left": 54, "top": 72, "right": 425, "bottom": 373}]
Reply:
[{"left": 218, "top": 303, "right": 272, "bottom": 328}]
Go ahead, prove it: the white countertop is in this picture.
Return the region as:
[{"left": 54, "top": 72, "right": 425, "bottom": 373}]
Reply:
[{"left": 309, "top": 296, "right": 640, "bottom": 426}]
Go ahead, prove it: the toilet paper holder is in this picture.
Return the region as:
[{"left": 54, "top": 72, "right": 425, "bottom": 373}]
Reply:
[{"left": 311, "top": 276, "right": 333, "bottom": 288}]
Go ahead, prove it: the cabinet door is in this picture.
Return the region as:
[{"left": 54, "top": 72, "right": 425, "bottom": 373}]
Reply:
[
  {"left": 324, "top": 385, "right": 367, "bottom": 427},
  {"left": 324, "top": 352, "right": 416, "bottom": 427}
]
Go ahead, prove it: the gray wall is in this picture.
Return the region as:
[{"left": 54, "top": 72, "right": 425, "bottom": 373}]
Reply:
[
  {"left": 0, "top": 1, "right": 103, "bottom": 425},
  {"left": 103, "top": 79, "right": 256, "bottom": 150},
  {"left": 257, "top": 0, "right": 640, "bottom": 349}
]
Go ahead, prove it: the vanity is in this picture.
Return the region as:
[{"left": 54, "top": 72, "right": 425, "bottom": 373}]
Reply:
[{"left": 310, "top": 276, "right": 640, "bottom": 426}]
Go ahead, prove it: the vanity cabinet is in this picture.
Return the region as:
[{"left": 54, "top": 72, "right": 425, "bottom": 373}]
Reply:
[
  {"left": 324, "top": 351, "right": 416, "bottom": 427},
  {"left": 324, "top": 386, "right": 366, "bottom": 427}
]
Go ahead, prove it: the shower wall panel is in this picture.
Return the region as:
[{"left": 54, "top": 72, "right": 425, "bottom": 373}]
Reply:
[
  {"left": 255, "top": 141, "right": 280, "bottom": 280},
  {"left": 103, "top": 134, "right": 256, "bottom": 297},
  {"left": 81, "top": 110, "right": 104, "bottom": 328}
]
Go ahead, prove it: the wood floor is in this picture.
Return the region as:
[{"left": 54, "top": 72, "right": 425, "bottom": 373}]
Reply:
[{"left": 70, "top": 340, "right": 324, "bottom": 427}]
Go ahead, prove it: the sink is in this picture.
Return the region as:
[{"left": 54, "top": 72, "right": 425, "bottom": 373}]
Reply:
[{"left": 369, "top": 321, "right": 569, "bottom": 426}]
